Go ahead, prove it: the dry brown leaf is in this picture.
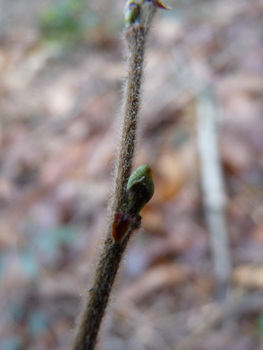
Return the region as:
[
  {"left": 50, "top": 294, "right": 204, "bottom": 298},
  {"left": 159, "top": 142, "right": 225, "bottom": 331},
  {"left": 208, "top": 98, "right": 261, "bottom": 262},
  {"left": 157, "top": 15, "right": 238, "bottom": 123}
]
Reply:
[
  {"left": 40, "top": 142, "right": 87, "bottom": 187},
  {"left": 217, "top": 74, "right": 263, "bottom": 127},
  {"left": 233, "top": 265, "right": 263, "bottom": 289},
  {"left": 220, "top": 134, "right": 252, "bottom": 174},
  {"left": 156, "top": 153, "right": 186, "bottom": 200},
  {"left": 39, "top": 271, "right": 83, "bottom": 297},
  {"left": 156, "top": 142, "right": 197, "bottom": 201},
  {"left": 121, "top": 264, "right": 191, "bottom": 302},
  {"left": 140, "top": 205, "right": 165, "bottom": 235},
  {"left": 145, "top": 229, "right": 194, "bottom": 265},
  {"left": 253, "top": 223, "right": 263, "bottom": 243}
]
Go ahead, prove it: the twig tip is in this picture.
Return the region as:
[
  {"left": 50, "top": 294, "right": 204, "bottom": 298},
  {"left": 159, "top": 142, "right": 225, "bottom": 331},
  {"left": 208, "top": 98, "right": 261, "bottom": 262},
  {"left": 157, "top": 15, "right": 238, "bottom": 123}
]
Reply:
[{"left": 124, "top": 0, "right": 171, "bottom": 27}]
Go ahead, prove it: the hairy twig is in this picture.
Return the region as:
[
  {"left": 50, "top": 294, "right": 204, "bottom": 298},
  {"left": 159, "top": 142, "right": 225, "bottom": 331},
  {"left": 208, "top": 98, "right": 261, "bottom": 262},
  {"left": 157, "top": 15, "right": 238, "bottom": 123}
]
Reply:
[{"left": 72, "top": 2, "right": 161, "bottom": 350}]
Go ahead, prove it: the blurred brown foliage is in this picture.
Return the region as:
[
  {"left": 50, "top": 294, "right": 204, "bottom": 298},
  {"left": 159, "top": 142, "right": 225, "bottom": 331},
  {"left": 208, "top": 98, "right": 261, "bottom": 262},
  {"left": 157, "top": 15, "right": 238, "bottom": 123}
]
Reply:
[{"left": 1, "top": 0, "right": 263, "bottom": 349}]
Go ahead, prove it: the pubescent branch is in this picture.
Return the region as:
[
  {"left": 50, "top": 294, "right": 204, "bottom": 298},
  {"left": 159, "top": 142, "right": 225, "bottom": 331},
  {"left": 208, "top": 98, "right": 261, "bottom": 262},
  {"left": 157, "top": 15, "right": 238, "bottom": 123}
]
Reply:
[{"left": 72, "top": 3, "right": 158, "bottom": 350}]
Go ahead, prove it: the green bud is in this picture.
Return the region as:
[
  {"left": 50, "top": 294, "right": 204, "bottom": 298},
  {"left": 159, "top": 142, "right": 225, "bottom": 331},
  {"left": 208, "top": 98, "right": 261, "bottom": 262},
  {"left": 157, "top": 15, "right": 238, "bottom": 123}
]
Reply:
[
  {"left": 124, "top": 0, "right": 171, "bottom": 28},
  {"left": 124, "top": 1, "right": 141, "bottom": 27},
  {"left": 144, "top": 0, "right": 171, "bottom": 10},
  {"left": 126, "top": 163, "right": 154, "bottom": 215}
]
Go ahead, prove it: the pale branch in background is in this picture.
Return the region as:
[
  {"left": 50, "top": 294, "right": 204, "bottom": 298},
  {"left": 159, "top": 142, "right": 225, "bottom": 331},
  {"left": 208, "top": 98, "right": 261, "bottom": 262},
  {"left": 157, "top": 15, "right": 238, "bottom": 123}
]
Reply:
[
  {"left": 196, "top": 87, "right": 232, "bottom": 300},
  {"left": 173, "top": 52, "right": 232, "bottom": 300}
]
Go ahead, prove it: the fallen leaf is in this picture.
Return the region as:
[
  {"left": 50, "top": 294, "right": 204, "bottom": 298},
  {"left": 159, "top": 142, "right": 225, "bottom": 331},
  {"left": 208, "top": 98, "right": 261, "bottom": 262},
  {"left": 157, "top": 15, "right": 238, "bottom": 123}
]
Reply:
[
  {"left": 122, "top": 264, "right": 191, "bottom": 302},
  {"left": 233, "top": 265, "right": 263, "bottom": 289}
]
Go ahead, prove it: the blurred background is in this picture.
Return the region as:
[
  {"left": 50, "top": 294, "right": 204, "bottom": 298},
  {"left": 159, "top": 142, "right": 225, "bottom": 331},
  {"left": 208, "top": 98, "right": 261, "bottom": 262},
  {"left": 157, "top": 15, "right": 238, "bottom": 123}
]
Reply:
[{"left": 1, "top": 0, "right": 263, "bottom": 349}]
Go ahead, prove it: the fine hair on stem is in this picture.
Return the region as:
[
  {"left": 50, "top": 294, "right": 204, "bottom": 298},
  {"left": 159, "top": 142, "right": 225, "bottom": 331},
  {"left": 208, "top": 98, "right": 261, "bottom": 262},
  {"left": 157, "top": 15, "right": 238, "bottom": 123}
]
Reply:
[{"left": 71, "top": 2, "right": 166, "bottom": 350}]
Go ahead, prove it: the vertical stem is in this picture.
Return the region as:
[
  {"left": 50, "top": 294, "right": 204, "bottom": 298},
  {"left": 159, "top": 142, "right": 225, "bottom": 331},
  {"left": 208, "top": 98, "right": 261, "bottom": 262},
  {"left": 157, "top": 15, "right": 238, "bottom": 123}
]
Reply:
[
  {"left": 113, "top": 25, "right": 146, "bottom": 213},
  {"left": 72, "top": 222, "right": 140, "bottom": 350},
  {"left": 72, "top": 5, "right": 156, "bottom": 350}
]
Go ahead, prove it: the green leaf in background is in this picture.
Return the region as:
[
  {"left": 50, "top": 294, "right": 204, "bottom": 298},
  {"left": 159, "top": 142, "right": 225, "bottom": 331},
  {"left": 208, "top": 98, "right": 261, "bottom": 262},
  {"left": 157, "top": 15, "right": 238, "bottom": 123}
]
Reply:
[
  {"left": 257, "top": 313, "right": 263, "bottom": 338},
  {"left": 1, "top": 336, "right": 22, "bottom": 350},
  {"left": 9, "top": 225, "right": 79, "bottom": 280},
  {"left": 38, "top": 0, "right": 120, "bottom": 47},
  {"left": 19, "top": 250, "right": 39, "bottom": 279},
  {"left": 31, "top": 225, "right": 79, "bottom": 270},
  {"left": 34, "top": 225, "right": 77, "bottom": 254},
  {"left": 28, "top": 309, "right": 49, "bottom": 336},
  {"left": 38, "top": 0, "right": 87, "bottom": 44}
]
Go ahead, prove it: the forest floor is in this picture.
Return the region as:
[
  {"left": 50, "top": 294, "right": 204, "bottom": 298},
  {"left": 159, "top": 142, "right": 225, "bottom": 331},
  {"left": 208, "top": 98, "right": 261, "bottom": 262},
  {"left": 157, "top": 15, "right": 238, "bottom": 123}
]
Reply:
[{"left": 1, "top": 0, "right": 263, "bottom": 349}]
